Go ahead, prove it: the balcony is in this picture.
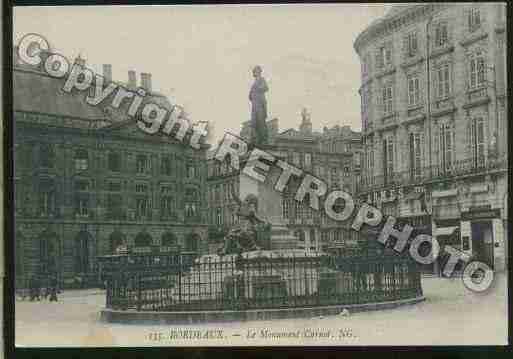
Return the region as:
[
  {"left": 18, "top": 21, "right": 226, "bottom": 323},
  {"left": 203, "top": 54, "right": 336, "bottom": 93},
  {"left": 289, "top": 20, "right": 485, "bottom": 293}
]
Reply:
[
  {"left": 463, "top": 86, "right": 490, "bottom": 109},
  {"left": 432, "top": 97, "right": 456, "bottom": 117},
  {"left": 357, "top": 154, "right": 507, "bottom": 193}
]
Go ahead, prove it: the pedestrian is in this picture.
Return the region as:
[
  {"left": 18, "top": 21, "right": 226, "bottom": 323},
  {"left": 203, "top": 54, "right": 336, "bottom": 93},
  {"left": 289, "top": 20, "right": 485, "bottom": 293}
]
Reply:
[
  {"left": 49, "top": 275, "right": 58, "bottom": 302},
  {"left": 29, "top": 275, "right": 41, "bottom": 301}
]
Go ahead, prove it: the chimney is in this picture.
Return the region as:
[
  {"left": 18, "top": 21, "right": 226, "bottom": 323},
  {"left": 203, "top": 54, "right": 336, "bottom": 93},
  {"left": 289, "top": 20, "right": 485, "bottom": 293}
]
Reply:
[
  {"left": 128, "top": 70, "right": 137, "bottom": 88},
  {"left": 140, "top": 72, "right": 152, "bottom": 92},
  {"left": 103, "top": 64, "right": 112, "bottom": 83}
]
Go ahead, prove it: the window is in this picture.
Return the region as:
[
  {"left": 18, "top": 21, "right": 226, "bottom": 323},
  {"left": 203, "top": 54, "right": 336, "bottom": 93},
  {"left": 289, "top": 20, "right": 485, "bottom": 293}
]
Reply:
[
  {"left": 469, "top": 53, "right": 485, "bottom": 89},
  {"left": 134, "top": 232, "right": 152, "bottom": 247},
  {"left": 330, "top": 168, "right": 338, "bottom": 185},
  {"left": 136, "top": 154, "right": 148, "bottom": 174},
  {"left": 215, "top": 207, "right": 222, "bottom": 225},
  {"left": 161, "top": 155, "right": 172, "bottom": 175},
  {"left": 409, "top": 133, "right": 422, "bottom": 180},
  {"left": 135, "top": 183, "right": 149, "bottom": 219},
  {"left": 407, "top": 75, "right": 420, "bottom": 106},
  {"left": 282, "top": 198, "right": 290, "bottom": 219},
  {"left": 435, "top": 22, "right": 448, "bottom": 47},
  {"left": 383, "top": 138, "right": 394, "bottom": 183},
  {"left": 74, "top": 149, "right": 88, "bottom": 171},
  {"left": 292, "top": 152, "right": 300, "bottom": 166},
  {"left": 39, "top": 179, "right": 55, "bottom": 216},
  {"left": 382, "top": 85, "right": 393, "bottom": 114},
  {"left": 343, "top": 166, "right": 350, "bottom": 177},
  {"left": 437, "top": 64, "right": 451, "bottom": 98},
  {"left": 321, "top": 231, "right": 328, "bottom": 243},
  {"left": 406, "top": 31, "right": 418, "bottom": 57},
  {"left": 361, "top": 90, "right": 369, "bottom": 114},
  {"left": 74, "top": 180, "right": 90, "bottom": 217},
  {"left": 367, "top": 145, "right": 374, "bottom": 172},
  {"left": 106, "top": 182, "right": 122, "bottom": 220},
  {"left": 470, "top": 117, "right": 485, "bottom": 168},
  {"left": 377, "top": 44, "right": 392, "bottom": 68},
  {"left": 39, "top": 144, "right": 54, "bottom": 168},
  {"left": 304, "top": 153, "right": 312, "bottom": 168},
  {"left": 161, "top": 232, "right": 177, "bottom": 247},
  {"left": 108, "top": 152, "right": 121, "bottom": 172},
  {"left": 468, "top": 8, "right": 481, "bottom": 32},
  {"left": 439, "top": 123, "right": 454, "bottom": 172},
  {"left": 186, "top": 161, "right": 196, "bottom": 178},
  {"left": 185, "top": 188, "right": 199, "bottom": 220},
  {"left": 161, "top": 186, "right": 175, "bottom": 219}
]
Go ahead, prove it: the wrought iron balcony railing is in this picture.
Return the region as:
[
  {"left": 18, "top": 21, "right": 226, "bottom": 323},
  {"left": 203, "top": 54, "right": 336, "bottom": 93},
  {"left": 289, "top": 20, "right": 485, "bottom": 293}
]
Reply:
[{"left": 357, "top": 154, "right": 507, "bottom": 193}]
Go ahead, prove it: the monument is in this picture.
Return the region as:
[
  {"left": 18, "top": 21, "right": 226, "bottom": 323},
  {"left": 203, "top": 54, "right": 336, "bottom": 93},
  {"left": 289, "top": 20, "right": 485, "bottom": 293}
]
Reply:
[{"left": 248, "top": 65, "right": 269, "bottom": 146}]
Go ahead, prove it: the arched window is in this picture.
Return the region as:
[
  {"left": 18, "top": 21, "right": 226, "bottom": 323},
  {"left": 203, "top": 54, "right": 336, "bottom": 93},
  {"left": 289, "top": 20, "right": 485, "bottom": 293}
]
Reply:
[
  {"left": 134, "top": 232, "right": 152, "bottom": 247},
  {"left": 109, "top": 231, "right": 125, "bottom": 253},
  {"left": 161, "top": 232, "right": 178, "bottom": 247}
]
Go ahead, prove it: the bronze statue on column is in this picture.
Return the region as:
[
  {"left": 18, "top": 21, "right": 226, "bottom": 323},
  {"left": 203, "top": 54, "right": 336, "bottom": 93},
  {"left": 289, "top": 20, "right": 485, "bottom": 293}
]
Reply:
[{"left": 249, "top": 65, "right": 269, "bottom": 146}]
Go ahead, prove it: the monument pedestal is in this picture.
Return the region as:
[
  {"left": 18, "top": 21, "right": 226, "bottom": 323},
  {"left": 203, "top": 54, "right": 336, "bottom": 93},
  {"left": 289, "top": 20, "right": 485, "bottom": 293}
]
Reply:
[{"left": 238, "top": 153, "right": 299, "bottom": 250}]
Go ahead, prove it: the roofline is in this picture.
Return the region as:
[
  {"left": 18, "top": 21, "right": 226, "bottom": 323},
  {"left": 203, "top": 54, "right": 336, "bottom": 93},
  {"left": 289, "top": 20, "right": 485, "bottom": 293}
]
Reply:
[{"left": 353, "top": 4, "right": 432, "bottom": 54}]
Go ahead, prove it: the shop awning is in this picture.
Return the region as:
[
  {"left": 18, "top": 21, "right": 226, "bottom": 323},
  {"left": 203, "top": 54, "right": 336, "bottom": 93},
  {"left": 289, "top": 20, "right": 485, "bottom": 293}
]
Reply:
[{"left": 434, "top": 226, "right": 458, "bottom": 237}]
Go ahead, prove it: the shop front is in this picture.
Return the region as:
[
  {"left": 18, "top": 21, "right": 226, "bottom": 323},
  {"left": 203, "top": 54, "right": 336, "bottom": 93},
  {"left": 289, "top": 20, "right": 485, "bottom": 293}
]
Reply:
[{"left": 461, "top": 206, "right": 503, "bottom": 271}]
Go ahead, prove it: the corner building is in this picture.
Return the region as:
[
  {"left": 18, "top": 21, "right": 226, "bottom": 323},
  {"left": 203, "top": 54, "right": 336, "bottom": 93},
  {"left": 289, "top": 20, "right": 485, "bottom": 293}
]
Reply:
[
  {"left": 13, "top": 53, "right": 209, "bottom": 289},
  {"left": 354, "top": 3, "right": 507, "bottom": 273}
]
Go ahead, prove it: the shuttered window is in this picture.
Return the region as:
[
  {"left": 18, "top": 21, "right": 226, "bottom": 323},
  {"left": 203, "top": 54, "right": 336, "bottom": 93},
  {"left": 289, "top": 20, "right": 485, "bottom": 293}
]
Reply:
[
  {"left": 383, "top": 138, "right": 394, "bottom": 183},
  {"left": 437, "top": 64, "right": 451, "bottom": 98},
  {"left": 409, "top": 133, "right": 422, "bottom": 180},
  {"left": 408, "top": 75, "right": 420, "bottom": 106},
  {"left": 439, "top": 124, "right": 454, "bottom": 173},
  {"left": 382, "top": 85, "right": 393, "bottom": 114},
  {"left": 471, "top": 117, "right": 485, "bottom": 168},
  {"left": 469, "top": 53, "right": 485, "bottom": 89}
]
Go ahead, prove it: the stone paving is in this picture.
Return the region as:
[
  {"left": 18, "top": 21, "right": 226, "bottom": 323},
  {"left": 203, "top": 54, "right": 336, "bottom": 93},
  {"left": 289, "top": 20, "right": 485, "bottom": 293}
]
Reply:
[{"left": 15, "top": 274, "right": 508, "bottom": 346}]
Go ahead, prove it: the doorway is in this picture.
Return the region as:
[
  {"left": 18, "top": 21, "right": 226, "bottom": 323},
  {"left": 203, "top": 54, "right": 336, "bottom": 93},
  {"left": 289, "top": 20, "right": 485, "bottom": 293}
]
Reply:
[{"left": 471, "top": 221, "right": 494, "bottom": 269}]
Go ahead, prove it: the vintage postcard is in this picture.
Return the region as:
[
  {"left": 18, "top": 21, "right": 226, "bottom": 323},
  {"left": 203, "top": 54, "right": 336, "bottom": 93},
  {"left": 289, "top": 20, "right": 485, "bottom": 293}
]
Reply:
[{"left": 10, "top": 3, "right": 508, "bottom": 348}]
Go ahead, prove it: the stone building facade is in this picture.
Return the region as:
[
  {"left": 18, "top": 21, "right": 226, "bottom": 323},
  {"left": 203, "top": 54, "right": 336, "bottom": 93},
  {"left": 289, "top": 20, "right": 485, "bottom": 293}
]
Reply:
[
  {"left": 207, "top": 109, "right": 363, "bottom": 253},
  {"left": 14, "top": 56, "right": 209, "bottom": 288},
  {"left": 354, "top": 3, "right": 508, "bottom": 272}
]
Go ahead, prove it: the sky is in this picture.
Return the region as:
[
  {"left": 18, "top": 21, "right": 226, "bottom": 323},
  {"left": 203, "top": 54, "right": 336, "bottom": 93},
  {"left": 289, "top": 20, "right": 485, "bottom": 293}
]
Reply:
[{"left": 14, "top": 4, "right": 389, "bottom": 143}]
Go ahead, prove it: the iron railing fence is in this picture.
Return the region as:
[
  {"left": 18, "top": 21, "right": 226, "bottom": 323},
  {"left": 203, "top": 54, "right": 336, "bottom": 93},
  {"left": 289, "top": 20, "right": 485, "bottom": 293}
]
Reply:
[
  {"left": 105, "top": 252, "right": 422, "bottom": 312},
  {"left": 357, "top": 154, "right": 507, "bottom": 193}
]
